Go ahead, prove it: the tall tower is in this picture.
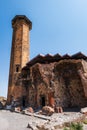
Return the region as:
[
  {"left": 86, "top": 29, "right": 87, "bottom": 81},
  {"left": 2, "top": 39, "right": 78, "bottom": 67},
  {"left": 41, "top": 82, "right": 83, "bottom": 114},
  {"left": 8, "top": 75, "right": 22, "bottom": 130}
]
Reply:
[{"left": 7, "top": 15, "right": 32, "bottom": 104}]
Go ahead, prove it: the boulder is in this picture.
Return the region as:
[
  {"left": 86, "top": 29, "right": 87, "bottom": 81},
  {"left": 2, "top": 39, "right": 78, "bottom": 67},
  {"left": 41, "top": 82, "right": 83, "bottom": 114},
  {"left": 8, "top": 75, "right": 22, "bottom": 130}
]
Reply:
[
  {"left": 0, "top": 97, "right": 7, "bottom": 108},
  {"left": 81, "top": 107, "right": 87, "bottom": 114},
  {"left": 55, "top": 106, "right": 63, "bottom": 113},
  {"left": 15, "top": 106, "right": 22, "bottom": 112},
  {"left": 27, "top": 123, "right": 33, "bottom": 130},
  {"left": 42, "top": 106, "right": 54, "bottom": 116},
  {"left": 25, "top": 107, "right": 34, "bottom": 113}
]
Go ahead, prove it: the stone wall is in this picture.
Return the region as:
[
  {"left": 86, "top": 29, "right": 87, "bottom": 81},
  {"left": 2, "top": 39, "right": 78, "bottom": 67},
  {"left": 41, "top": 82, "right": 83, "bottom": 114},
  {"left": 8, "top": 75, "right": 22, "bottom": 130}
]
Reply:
[
  {"left": 22, "top": 59, "right": 87, "bottom": 108},
  {"left": 7, "top": 58, "right": 87, "bottom": 108},
  {"left": 54, "top": 59, "right": 87, "bottom": 107}
]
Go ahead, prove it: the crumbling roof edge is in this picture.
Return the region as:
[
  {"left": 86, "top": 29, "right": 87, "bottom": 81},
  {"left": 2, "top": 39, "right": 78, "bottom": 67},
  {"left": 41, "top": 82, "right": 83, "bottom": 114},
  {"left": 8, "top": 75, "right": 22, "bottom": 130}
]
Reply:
[{"left": 22, "top": 52, "right": 87, "bottom": 70}]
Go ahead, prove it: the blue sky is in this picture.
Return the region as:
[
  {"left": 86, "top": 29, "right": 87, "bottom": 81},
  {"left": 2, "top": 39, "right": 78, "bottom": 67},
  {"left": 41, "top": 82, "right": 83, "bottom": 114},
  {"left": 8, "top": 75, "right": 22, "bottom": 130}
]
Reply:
[{"left": 0, "top": 0, "right": 87, "bottom": 97}]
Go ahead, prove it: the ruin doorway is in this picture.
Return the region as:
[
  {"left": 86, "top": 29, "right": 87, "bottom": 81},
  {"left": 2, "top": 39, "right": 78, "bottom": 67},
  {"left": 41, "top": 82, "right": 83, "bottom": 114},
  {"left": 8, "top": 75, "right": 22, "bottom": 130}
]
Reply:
[
  {"left": 22, "top": 96, "right": 26, "bottom": 107},
  {"left": 41, "top": 96, "right": 45, "bottom": 107}
]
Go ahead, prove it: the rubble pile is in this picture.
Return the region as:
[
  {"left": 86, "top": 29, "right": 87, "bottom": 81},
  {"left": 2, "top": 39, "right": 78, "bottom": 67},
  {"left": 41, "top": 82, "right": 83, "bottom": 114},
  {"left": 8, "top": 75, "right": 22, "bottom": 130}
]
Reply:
[
  {"left": 0, "top": 107, "right": 87, "bottom": 130},
  {"left": 0, "top": 97, "right": 6, "bottom": 109},
  {"left": 25, "top": 107, "right": 34, "bottom": 113}
]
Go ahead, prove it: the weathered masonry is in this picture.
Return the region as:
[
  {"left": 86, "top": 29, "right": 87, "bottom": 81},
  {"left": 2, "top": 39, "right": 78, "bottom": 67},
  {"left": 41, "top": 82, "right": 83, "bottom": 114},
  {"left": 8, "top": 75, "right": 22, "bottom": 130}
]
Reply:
[
  {"left": 7, "top": 15, "right": 87, "bottom": 108},
  {"left": 7, "top": 15, "right": 32, "bottom": 104}
]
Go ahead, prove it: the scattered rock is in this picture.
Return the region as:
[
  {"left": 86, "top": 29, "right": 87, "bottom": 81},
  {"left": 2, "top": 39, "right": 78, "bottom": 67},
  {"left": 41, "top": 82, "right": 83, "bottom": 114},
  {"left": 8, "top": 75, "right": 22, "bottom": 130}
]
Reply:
[
  {"left": 81, "top": 107, "right": 87, "bottom": 114},
  {"left": 21, "top": 110, "right": 25, "bottom": 114},
  {"left": 0, "top": 110, "right": 85, "bottom": 130},
  {"left": 25, "top": 107, "right": 34, "bottom": 113},
  {"left": 42, "top": 106, "right": 54, "bottom": 116},
  {"left": 27, "top": 123, "right": 33, "bottom": 130},
  {"left": 55, "top": 107, "right": 63, "bottom": 113},
  {"left": 15, "top": 106, "right": 22, "bottom": 112},
  {"left": 0, "top": 97, "right": 7, "bottom": 109},
  {"left": 37, "top": 110, "right": 42, "bottom": 114}
]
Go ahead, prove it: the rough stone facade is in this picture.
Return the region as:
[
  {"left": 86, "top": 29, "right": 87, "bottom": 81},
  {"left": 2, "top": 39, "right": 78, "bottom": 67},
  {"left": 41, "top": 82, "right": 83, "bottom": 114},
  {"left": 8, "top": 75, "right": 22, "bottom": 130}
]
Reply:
[
  {"left": 20, "top": 58, "right": 87, "bottom": 108},
  {"left": 7, "top": 15, "right": 87, "bottom": 109}
]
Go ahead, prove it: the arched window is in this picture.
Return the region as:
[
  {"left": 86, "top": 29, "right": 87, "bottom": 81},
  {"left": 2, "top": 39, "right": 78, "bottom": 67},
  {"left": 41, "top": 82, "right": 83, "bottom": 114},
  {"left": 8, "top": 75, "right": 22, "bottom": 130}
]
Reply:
[{"left": 15, "top": 64, "right": 20, "bottom": 72}]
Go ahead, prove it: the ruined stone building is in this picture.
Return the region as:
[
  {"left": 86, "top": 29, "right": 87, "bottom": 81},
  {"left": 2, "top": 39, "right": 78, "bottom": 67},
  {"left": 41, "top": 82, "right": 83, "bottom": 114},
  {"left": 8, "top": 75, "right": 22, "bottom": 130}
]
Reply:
[{"left": 7, "top": 15, "right": 87, "bottom": 108}]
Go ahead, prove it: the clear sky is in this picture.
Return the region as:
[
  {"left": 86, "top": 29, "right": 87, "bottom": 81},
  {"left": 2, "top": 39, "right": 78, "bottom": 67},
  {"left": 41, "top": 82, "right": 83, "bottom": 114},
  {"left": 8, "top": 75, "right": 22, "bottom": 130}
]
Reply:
[{"left": 0, "top": 0, "right": 87, "bottom": 97}]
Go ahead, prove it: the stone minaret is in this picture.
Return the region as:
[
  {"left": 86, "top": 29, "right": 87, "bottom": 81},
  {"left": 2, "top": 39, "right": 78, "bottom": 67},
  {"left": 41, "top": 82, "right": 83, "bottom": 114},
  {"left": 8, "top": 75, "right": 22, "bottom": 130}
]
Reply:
[{"left": 7, "top": 15, "right": 32, "bottom": 104}]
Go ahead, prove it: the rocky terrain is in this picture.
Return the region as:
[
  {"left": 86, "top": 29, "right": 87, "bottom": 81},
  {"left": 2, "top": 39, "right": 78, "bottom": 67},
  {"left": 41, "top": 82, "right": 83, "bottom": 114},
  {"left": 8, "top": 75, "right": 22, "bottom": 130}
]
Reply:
[{"left": 0, "top": 108, "right": 87, "bottom": 130}]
